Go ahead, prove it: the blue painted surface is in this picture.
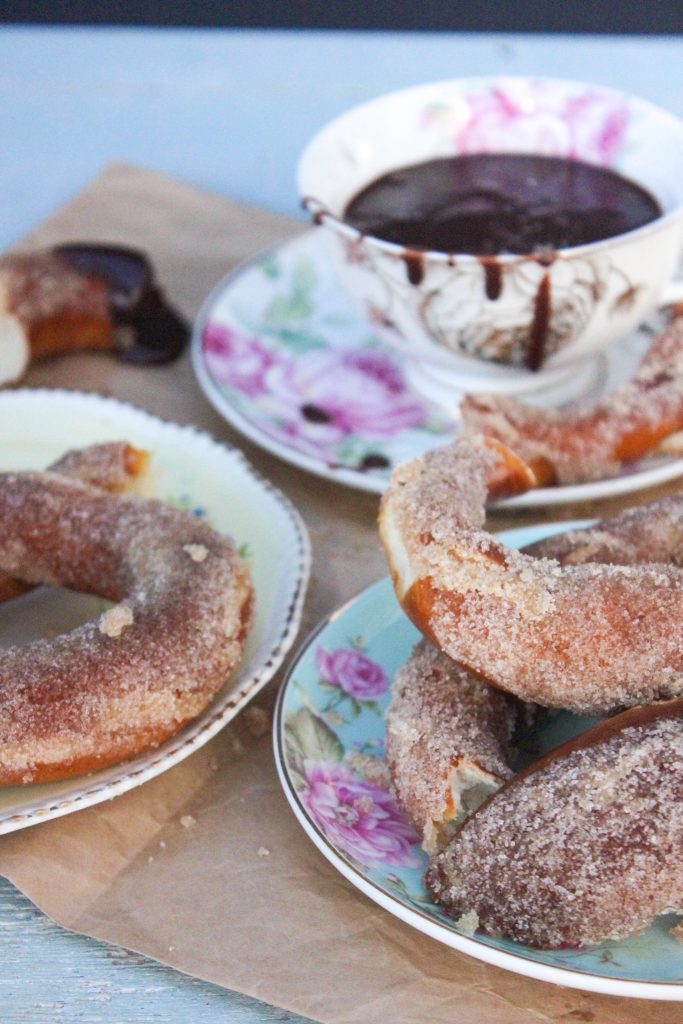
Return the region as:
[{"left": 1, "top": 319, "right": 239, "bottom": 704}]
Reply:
[
  {"left": 0, "top": 24, "right": 682, "bottom": 1020},
  {"left": 1, "top": 27, "right": 683, "bottom": 250},
  {"left": 0, "top": 877, "right": 311, "bottom": 1022}
]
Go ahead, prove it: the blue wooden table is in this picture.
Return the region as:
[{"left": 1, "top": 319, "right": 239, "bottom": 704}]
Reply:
[{"left": 0, "top": 24, "right": 682, "bottom": 1021}]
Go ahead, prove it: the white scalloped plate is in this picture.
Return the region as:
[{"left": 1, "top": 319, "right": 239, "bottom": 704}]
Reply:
[{"left": 0, "top": 388, "right": 310, "bottom": 834}]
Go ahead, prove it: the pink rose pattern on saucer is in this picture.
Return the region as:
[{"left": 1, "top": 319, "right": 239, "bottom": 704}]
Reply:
[
  {"left": 203, "top": 322, "right": 276, "bottom": 397},
  {"left": 316, "top": 645, "right": 389, "bottom": 701},
  {"left": 284, "top": 638, "right": 420, "bottom": 870},
  {"left": 265, "top": 348, "right": 424, "bottom": 444},
  {"left": 299, "top": 760, "right": 420, "bottom": 869},
  {"left": 201, "top": 245, "right": 448, "bottom": 478}
]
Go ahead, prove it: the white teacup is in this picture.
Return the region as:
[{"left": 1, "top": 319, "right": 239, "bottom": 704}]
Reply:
[{"left": 298, "top": 77, "right": 683, "bottom": 411}]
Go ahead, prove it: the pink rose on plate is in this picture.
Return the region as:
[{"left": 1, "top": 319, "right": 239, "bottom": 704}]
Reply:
[
  {"left": 203, "top": 322, "right": 278, "bottom": 397},
  {"left": 456, "top": 82, "right": 628, "bottom": 166},
  {"left": 265, "top": 347, "right": 426, "bottom": 444},
  {"left": 316, "top": 646, "right": 389, "bottom": 700},
  {"left": 300, "top": 760, "right": 420, "bottom": 868}
]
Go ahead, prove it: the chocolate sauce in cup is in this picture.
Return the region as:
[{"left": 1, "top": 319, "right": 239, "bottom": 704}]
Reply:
[{"left": 343, "top": 154, "right": 662, "bottom": 256}]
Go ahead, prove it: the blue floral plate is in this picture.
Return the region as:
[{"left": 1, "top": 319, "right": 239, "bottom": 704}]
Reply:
[
  {"left": 274, "top": 522, "right": 683, "bottom": 1000},
  {"left": 192, "top": 229, "right": 683, "bottom": 507}
]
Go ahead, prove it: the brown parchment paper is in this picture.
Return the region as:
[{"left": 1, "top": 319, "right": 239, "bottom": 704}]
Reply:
[{"left": 0, "top": 162, "right": 680, "bottom": 1024}]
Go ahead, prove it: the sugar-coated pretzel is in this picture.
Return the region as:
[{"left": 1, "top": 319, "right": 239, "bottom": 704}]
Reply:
[
  {"left": 461, "top": 315, "right": 683, "bottom": 485},
  {"left": 379, "top": 436, "right": 683, "bottom": 714},
  {"left": 0, "top": 245, "right": 187, "bottom": 383},
  {"left": 0, "top": 442, "right": 151, "bottom": 604},
  {"left": 386, "top": 640, "right": 523, "bottom": 853},
  {"left": 0, "top": 468, "right": 252, "bottom": 783},
  {"left": 387, "top": 494, "right": 683, "bottom": 851},
  {"left": 426, "top": 698, "right": 683, "bottom": 948},
  {"left": 525, "top": 494, "right": 683, "bottom": 566}
]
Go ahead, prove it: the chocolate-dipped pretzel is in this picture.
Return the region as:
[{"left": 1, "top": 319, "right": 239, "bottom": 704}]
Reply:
[{"left": 0, "top": 244, "right": 187, "bottom": 383}]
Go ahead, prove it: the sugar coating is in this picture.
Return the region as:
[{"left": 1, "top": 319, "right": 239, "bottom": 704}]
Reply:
[
  {"left": 244, "top": 705, "right": 270, "bottom": 738},
  {"left": 455, "top": 910, "right": 480, "bottom": 936},
  {"left": 0, "top": 468, "right": 253, "bottom": 782},
  {"left": 427, "top": 703, "right": 683, "bottom": 948},
  {"left": 344, "top": 750, "right": 392, "bottom": 787},
  {"left": 0, "top": 252, "right": 110, "bottom": 333},
  {"left": 380, "top": 437, "right": 683, "bottom": 713},
  {"left": 0, "top": 442, "right": 149, "bottom": 606},
  {"left": 461, "top": 316, "right": 683, "bottom": 484},
  {"left": 526, "top": 495, "right": 683, "bottom": 567},
  {"left": 50, "top": 442, "right": 147, "bottom": 495},
  {"left": 386, "top": 640, "right": 521, "bottom": 852},
  {"left": 99, "top": 604, "right": 134, "bottom": 638},
  {"left": 183, "top": 543, "right": 209, "bottom": 563}
]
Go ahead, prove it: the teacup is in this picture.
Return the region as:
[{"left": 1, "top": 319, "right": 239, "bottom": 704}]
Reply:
[{"left": 298, "top": 77, "right": 683, "bottom": 412}]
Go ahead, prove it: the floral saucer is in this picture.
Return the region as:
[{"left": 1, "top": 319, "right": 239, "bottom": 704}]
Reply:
[
  {"left": 274, "top": 521, "right": 683, "bottom": 1000},
  {"left": 193, "top": 230, "right": 683, "bottom": 506}
]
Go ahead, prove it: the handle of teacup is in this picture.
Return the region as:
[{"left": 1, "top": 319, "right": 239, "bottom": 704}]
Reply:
[{"left": 659, "top": 275, "right": 683, "bottom": 307}]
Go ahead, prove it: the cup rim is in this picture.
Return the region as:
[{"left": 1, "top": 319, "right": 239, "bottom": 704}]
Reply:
[{"left": 298, "top": 74, "right": 683, "bottom": 265}]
